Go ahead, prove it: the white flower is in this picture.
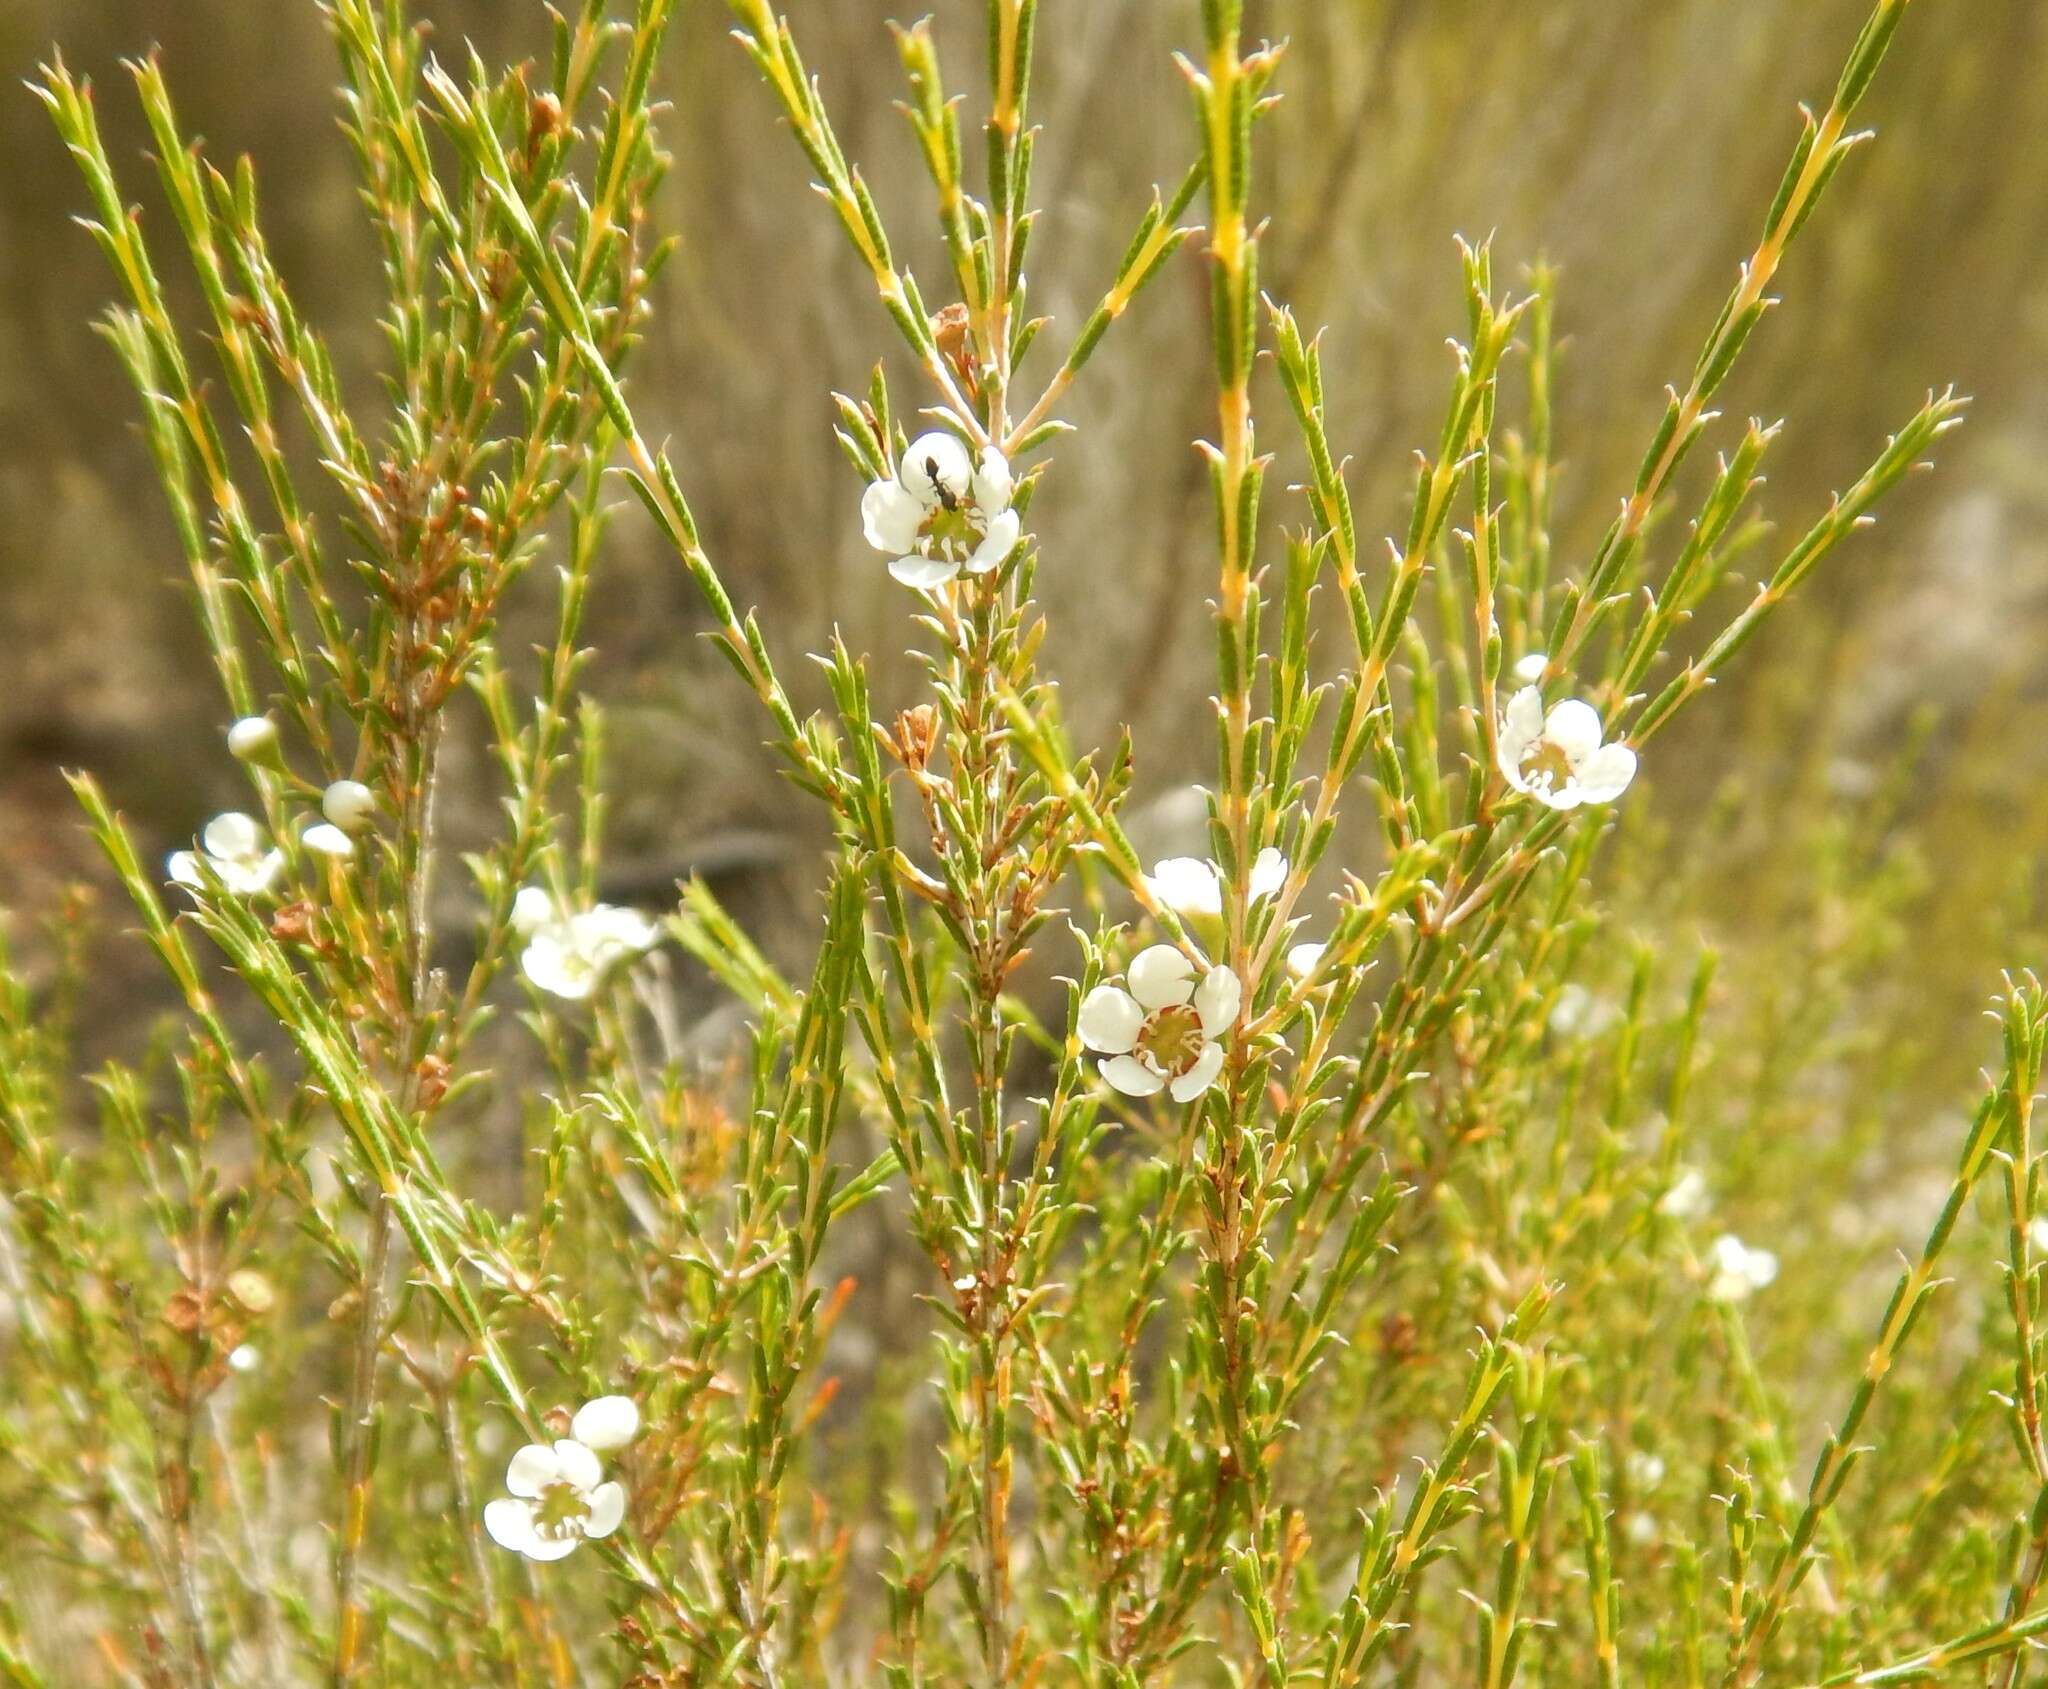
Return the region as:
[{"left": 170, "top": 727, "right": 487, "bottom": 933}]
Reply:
[
  {"left": 226, "top": 716, "right": 278, "bottom": 761},
  {"left": 860, "top": 430, "right": 1021, "bottom": 590},
  {"left": 515, "top": 887, "right": 661, "bottom": 1001},
  {"left": 1511, "top": 651, "right": 1550, "bottom": 685},
  {"left": 301, "top": 822, "right": 355, "bottom": 859},
  {"left": 1077, "top": 945, "right": 1241, "bottom": 1103},
  {"left": 228, "top": 1343, "right": 261, "bottom": 1374},
  {"left": 1496, "top": 687, "right": 1637, "bottom": 811},
  {"left": 2031, "top": 1217, "right": 2048, "bottom": 1256},
  {"left": 1548, "top": 982, "right": 1618, "bottom": 1039},
  {"left": 1286, "top": 941, "right": 1327, "bottom": 979},
  {"left": 322, "top": 780, "right": 376, "bottom": 832},
  {"left": 482, "top": 1433, "right": 627, "bottom": 1562},
  {"left": 168, "top": 813, "right": 285, "bottom": 896},
  {"left": 570, "top": 1395, "right": 641, "bottom": 1452},
  {"left": 1706, "top": 1233, "right": 1779, "bottom": 1303},
  {"left": 1657, "top": 1167, "right": 1710, "bottom": 1220},
  {"left": 1624, "top": 1510, "right": 1659, "bottom": 1547},
  {"left": 1143, "top": 848, "right": 1286, "bottom": 917},
  {"left": 1624, "top": 1449, "right": 1666, "bottom": 1491}
]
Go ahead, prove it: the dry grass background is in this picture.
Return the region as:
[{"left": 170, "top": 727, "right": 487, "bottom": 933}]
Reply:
[{"left": 1, "top": 0, "right": 2044, "bottom": 1098}]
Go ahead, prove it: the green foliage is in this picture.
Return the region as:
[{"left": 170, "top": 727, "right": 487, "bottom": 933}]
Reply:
[{"left": 1, "top": 1, "right": 2038, "bottom": 1686}]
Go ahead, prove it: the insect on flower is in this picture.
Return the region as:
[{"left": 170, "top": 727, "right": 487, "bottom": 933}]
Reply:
[{"left": 861, "top": 430, "right": 1020, "bottom": 590}]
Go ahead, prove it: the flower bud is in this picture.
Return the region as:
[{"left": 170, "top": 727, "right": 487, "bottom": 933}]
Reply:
[
  {"left": 227, "top": 716, "right": 279, "bottom": 761},
  {"left": 322, "top": 780, "right": 376, "bottom": 832}
]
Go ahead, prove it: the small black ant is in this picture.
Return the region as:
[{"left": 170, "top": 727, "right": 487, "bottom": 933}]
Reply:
[{"left": 921, "top": 454, "right": 961, "bottom": 512}]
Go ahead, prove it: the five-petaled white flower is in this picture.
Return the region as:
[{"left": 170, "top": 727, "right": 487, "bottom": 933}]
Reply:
[
  {"left": 514, "top": 886, "right": 660, "bottom": 1001},
  {"left": 1496, "top": 688, "right": 1637, "bottom": 811},
  {"left": 1078, "top": 944, "right": 1241, "bottom": 1103},
  {"left": 482, "top": 1425, "right": 629, "bottom": 1562},
  {"left": 1705, "top": 1233, "right": 1778, "bottom": 1303},
  {"left": 1143, "top": 848, "right": 1286, "bottom": 918},
  {"left": 168, "top": 812, "right": 286, "bottom": 897},
  {"left": 861, "top": 429, "right": 1020, "bottom": 590}
]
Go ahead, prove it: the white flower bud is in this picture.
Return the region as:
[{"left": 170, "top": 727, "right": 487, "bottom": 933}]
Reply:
[
  {"left": 227, "top": 716, "right": 279, "bottom": 761},
  {"left": 322, "top": 780, "right": 376, "bottom": 832},
  {"left": 301, "top": 822, "right": 355, "bottom": 859}
]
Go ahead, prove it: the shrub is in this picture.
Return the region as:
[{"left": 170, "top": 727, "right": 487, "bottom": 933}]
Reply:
[{"left": 4, "top": 1, "right": 2038, "bottom": 1684}]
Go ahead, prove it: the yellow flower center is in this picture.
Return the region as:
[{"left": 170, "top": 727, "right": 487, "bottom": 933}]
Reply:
[{"left": 1140, "top": 1004, "right": 1205, "bottom": 1076}]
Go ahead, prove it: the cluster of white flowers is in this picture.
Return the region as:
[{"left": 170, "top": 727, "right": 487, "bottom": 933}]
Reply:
[
  {"left": 861, "top": 430, "right": 1018, "bottom": 589},
  {"left": 483, "top": 1395, "right": 638, "bottom": 1562},
  {"left": 1079, "top": 945, "right": 1241, "bottom": 1102},
  {"left": 1496, "top": 688, "right": 1637, "bottom": 811},
  {"left": 169, "top": 719, "right": 384, "bottom": 892},
  {"left": 513, "top": 886, "right": 661, "bottom": 1001},
  {"left": 1705, "top": 1233, "right": 1779, "bottom": 1303}
]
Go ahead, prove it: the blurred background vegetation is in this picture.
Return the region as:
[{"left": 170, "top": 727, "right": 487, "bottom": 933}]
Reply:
[{"left": 3, "top": 2, "right": 2048, "bottom": 1667}]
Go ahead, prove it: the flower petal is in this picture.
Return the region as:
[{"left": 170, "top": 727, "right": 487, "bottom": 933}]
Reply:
[
  {"left": 1077, "top": 985, "right": 1144, "bottom": 1054},
  {"left": 1127, "top": 944, "right": 1196, "bottom": 1011},
  {"left": 889, "top": 552, "right": 960, "bottom": 590},
  {"left": 1168, "top": 1042, "right": 1225, "bottom": 1103},
  {"left": 1543, "top": 698, "right": 1605, "bottom": 766},
  {"left": 571, "top": 1395, "right": 641, "bottom": 1452},
  {"left": 1193, "top": 966, "right": 1242, "bottom": 1036},
  {"left": 583, "top": 1481, "right": 627, "bottom": 1540},
  {"left": 167, "top": 850, "right": 202, "bottom": 890},
  {"left": 522, "top": 1531, "right": 581, "bottom": 1562},
  {"left": 965, "top": 508, "right": 1020, "bottom": 573},
  {"left": 511, "top": 886, "right": 558, "bottom": 937},
  {"left": 553, "top": 1438, "right": 603, "bottom": 1495},
  {"left": 972, "top": 445, "right": 1013, "bottom": 513},
  {"left": 1144, "top": 857, "right": 1222, "bottom": 917},
  {"left": 522, "top": 934, "right": 594, "bottom": 1001},
  {"left": 1573, "top": 743, "right": 1638, "bottom": 805},
  {"left": 483, "top": 1498, "right": 539, "bottom": 1554},
  {"left": 203, "top": 811, "right": 263, "bottom": 863},
  {"left": 505, "top": 1444, "right": 560, "bottom": 1498},
  {"left": 1512, "top": 651, "right": 1549, "bottom": 684},
  {"left": 220, "top": 851, "right": 287, "bottom": 895},
  {"left": 1100, "top": 1054, "right": 1166, "bottom": 1097},
  {"left": 861, "top": 479, "right": 925, "bottom": 554},
  {"left": 898, "top": 431, "right": 972, "bottom": 505},
  {"left": 1496, "top": 687, "right": 1545, "bottom": 788},
  {"left": 1248, "top": 847, "right": 1287, "bottom": 901}
]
